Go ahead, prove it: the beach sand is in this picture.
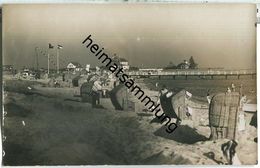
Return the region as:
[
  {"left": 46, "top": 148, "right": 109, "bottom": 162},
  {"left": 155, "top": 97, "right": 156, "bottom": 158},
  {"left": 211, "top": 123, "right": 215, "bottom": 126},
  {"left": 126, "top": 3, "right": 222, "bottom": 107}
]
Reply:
[{"left": 2, "top": 78, "right": 257, "bottom": 165}]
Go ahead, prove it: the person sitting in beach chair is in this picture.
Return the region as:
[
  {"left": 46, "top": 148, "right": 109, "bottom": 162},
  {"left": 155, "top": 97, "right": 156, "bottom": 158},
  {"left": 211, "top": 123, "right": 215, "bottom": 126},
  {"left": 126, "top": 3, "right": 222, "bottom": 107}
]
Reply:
[
  {"left": 186, "top": 106, "right": 193, "bottom": 120},
  {"left": 54, "top": 80, "right": 60, "bottom": 88}
]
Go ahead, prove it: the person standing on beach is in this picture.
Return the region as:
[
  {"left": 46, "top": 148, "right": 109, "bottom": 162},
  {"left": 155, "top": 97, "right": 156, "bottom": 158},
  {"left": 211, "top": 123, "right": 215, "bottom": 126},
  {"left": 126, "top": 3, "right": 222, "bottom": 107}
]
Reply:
[
  {"left": 155, "top": 84, "right": 168, "bottom": 105},
  {"left": 206, "top": 89, "right": 211, "bottom": 104},
  {"left": 231, "top": 83, "right": 236, "bottom": 92},
  {"left": 91, "top": 79, "right": 102, "bottom": 107},
  {"left": 159, "top": 85, "right": 182, "bottom": 125}
]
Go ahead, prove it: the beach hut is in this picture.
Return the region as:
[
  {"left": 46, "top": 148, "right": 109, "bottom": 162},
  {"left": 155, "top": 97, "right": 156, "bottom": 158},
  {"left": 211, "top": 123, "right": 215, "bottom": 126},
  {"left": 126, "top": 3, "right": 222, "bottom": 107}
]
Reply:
[
  {"left": 109, "top": 84, "right": 126, "bottom": 110},
  {"left": 109, "top": 84, "right": 135, "bottom": 111},
  {"left": 209, "top": 92, "right": 240, "bottom": 140},
  {"left": 78, "top": 75, "right": 89, "bottom": 87},
  {"left": 80, "top": 80, "right": 135, "bottom": 111},
  {"left": 80, "top": 82, "right": 94, "bottom": 103},
  {"left": 170, "top": 89, "right": 191, "bottom": 120},
  {"left": 72, "top": 76, "right": 81, "bottom": 87}
]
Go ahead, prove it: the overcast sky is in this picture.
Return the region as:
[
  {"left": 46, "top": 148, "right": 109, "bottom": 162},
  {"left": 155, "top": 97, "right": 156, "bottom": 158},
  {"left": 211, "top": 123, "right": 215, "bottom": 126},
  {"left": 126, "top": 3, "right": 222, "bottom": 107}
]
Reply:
[{"left": 3, "top": 4, "right": 256, "bottom": 69}]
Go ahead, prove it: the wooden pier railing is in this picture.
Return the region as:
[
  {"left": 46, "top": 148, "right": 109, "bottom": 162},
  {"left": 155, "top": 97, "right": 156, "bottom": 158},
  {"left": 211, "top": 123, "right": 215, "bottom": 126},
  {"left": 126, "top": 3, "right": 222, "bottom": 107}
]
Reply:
[{"left": 127, "top": 69, "right": 256, "bottom": 79}]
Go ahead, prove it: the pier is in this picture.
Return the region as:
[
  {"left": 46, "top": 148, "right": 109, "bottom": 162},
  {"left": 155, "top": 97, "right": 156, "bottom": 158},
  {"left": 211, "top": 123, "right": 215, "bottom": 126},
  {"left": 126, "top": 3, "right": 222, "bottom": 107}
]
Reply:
[{"left": 128, "top": 69, "right": 256, "bottom": 80}]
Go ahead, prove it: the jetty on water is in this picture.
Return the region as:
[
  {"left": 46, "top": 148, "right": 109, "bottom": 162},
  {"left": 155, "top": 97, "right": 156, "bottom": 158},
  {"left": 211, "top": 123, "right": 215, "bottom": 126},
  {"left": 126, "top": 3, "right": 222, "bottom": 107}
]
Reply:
[{"left": 128, "top": 69, "right": 256, "bottom": 80}]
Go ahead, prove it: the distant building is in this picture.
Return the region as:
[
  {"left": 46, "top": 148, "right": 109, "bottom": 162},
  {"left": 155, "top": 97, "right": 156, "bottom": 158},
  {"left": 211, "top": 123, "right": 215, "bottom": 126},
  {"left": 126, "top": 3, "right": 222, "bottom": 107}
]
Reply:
[
  {"left": 67, "top": 62, "right": 83, "bottom": 72},
  {"left": 3, "top": 65, "right": 13, "bottom": 72},
  {"left": 119, "top": 58, "right": 129, "bottom": 70},
  {"left": 21, "top": 68, "right": 32, "bottom": 79},
  {"left": 39, "top": 68, "right": 46, "bottom": 72},
  {"left": 23, "top": 68, "right": 30, "bottom": 73},
  {"left": 177, "top": 60, "right": 190, "bottom": 69}
]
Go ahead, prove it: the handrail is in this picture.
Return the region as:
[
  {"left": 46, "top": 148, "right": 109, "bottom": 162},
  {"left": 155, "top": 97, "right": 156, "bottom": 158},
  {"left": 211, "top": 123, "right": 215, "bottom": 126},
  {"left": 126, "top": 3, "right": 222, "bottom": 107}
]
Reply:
[{"left": 127, "top": 69, "right": 256, "bottom": 76}]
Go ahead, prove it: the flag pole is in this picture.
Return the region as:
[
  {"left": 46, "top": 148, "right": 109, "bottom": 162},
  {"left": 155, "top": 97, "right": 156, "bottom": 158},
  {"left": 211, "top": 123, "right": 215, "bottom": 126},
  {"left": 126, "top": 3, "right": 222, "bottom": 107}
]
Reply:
[
  {"left": 57, "top": 46, "right": 59, "bottom": 74},
  {"left": 47, "top": 52, "right": 50, "bottom": 75},
  {"left": 35, "top": 47, "right": 39, "bottom": 71}
]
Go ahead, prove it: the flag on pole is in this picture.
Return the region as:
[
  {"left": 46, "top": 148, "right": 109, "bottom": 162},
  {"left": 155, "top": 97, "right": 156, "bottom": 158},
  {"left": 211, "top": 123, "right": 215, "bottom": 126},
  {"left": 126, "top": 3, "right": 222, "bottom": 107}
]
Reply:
[
  {"left": 49, "top": 43, "right": 54, "bottom": 49},
  {"left": 57, "top": 44, "right": 63, "bottom": 49}
]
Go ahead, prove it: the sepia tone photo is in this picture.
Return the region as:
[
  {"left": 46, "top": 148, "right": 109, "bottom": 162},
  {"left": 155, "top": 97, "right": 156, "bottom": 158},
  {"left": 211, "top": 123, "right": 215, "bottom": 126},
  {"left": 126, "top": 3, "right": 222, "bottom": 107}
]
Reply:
[{"left": 1, "top": 2, "right": 257, "bottom": 166}]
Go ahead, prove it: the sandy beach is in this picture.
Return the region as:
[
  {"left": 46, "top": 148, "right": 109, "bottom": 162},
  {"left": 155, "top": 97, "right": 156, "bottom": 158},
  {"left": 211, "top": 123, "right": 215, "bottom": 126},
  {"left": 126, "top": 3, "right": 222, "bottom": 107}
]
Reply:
[{"left": 2, "top": 77, "right": 257, "bottom": 165}]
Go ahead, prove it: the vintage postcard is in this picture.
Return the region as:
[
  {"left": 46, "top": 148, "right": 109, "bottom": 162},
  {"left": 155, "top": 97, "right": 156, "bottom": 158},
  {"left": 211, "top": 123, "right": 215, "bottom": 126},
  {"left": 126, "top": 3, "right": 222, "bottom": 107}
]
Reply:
[{"left": 1, "top": 1, "right": 258, "bottom": 166}]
